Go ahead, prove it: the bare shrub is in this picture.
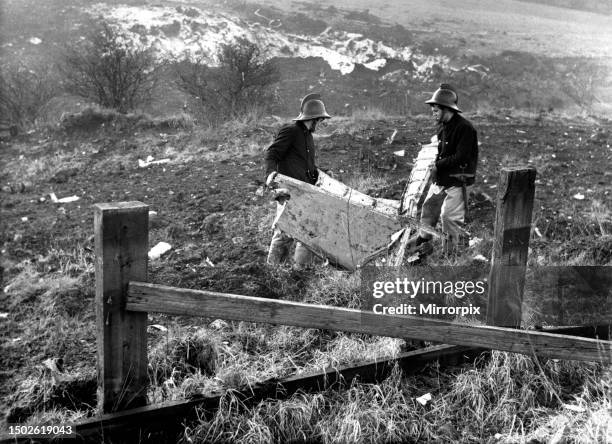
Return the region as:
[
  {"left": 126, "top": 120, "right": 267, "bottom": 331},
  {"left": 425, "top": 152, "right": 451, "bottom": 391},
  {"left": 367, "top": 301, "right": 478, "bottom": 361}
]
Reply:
[
  {"left": 60, "top": 21, "right": 158, "bottom": 113},
  {"left": 175, "top": 37, "right": 279, "bottom": 123},
  {"left": 562, "top": 61, "right": 609, "bottom": 111},
  {"left": 0, "top": 63, "right": 56, "bottom": 131}
]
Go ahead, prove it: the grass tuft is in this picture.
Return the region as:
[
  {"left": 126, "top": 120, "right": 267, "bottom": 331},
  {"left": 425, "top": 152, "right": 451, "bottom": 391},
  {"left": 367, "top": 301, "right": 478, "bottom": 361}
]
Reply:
[{"left": 149, "top": 328, "right": 219, "bottom": 389}]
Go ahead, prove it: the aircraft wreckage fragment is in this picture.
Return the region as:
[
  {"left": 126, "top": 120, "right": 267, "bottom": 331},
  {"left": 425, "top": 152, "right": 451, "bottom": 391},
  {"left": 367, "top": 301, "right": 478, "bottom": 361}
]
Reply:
[{"left": 268, "top": 139, "right": 441, "bottom": 270}]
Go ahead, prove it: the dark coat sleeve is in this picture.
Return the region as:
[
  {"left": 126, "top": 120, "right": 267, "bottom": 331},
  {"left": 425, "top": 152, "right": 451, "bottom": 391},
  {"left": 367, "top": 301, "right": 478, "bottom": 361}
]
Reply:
[{"left": 264, "top": 125, "right": 295, "bottom": 178}]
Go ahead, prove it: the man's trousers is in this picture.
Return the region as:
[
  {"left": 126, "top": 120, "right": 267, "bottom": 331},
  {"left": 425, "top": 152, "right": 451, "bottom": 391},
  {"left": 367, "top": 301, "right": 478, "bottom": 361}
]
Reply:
[
  {"left": 419, "top": 184, "right": 467, "bottom": 247},
  {"left": 266, "top": 203, "right": 314, "bottom": 266}
]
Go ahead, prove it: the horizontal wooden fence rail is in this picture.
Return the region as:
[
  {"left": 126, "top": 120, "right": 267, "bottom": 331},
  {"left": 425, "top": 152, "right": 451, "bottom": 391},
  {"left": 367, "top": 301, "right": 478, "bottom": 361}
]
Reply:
[{"left": 127, "top": 282, "right": 612, "bottom": 365}]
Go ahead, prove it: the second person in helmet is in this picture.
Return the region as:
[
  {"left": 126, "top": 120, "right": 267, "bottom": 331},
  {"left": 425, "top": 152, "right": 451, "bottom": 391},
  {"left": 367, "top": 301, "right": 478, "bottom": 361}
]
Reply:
[
  {"left": 264, "top": 93, "right": 332, "bottom": 266},
  {"left": 409, "top": 83, "right": 479, "bottom": 256}
]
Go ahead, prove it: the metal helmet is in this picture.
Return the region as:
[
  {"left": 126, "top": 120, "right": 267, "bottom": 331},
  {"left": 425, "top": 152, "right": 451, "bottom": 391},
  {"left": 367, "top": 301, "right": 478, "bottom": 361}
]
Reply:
[
  {"left": 300, "top": 93, "right": 321, "bottom": 111},
  {"left": 294, "top": 96, "right": 332, "bottom": 121},
  {"left": 425, "top": 84, "right": 462, "bottom": 113}
]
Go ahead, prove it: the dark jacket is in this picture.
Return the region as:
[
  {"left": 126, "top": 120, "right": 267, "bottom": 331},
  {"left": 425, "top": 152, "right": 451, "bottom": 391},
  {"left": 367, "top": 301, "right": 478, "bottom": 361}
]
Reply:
[
  {"left": 434, "top": 113, "right": 478, "bottom": 187},
  {"left": 264, "top": 121, "right": 318, "bottom": 184}
]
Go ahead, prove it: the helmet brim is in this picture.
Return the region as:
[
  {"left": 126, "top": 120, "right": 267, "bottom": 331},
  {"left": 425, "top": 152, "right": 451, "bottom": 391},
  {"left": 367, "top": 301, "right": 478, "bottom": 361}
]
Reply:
[
  {"left": 293, "top": 112, "right": 332, "bottom": 121},
  {"left": 425, "top": 99, "right": 462, "bottom": 113}
]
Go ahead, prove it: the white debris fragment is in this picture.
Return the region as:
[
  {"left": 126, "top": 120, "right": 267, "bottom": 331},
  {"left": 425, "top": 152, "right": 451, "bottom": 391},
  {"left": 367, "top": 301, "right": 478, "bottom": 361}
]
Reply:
[
  {"left": 393, "top": 149, "right": 405, "bottom": 157},
  {"left": 204, "top": 257, "right": 215, "bottom": 267},
  {"left": 43, "top": 358, "right": 63, "bottom": 373},
  {"left": 468, "top": 237, "right": 482, "bottom": 247},
  {"left": 387, "top": 129, "right": 398, "bottom": 145},
  {"left": 573, "top": 193, "right": 585, "bottom": 200},
  {"left": 57, "top": 195, "right": 80, "bottom": 203},
  {"left": 405, "top": 253, "right": 420, "bottom": 263},
  {"left": 49, "top": 192, "right": 80, "bottom": 203},
  {"left": 534, "top": 227, "right": 542, "bottom": 238},
  {"left": 416, "top": 393, "right": 432, "bottom": 406},
  {"left": 29, "top": 37, "right": 42, "bottom": 45},
  {"left": 390, "top": 228, "right": 406, "bottom": 244},
  {"left": 21, "top": 217, "right": 28, "bottom": 222},
  {"left": 148, "top": 242, "right": 172, "bottom": 260},
  {"left": 148, "top": 324, "right": 168, "bottom": 332},
  {"left": 472, "top": 254, "right": 488, "bottom": 262},
  {"left": 138, "top": 155, "right": 171, "bottom": 168},
  {"left": 210, "top": 319, "right": 229, "bottom": 330},
  {"left": 563, "top": 404, "right": 586, "bottom": 413},
  {"left": 0, "top": 313, "right": 8, "bottom": 319}
]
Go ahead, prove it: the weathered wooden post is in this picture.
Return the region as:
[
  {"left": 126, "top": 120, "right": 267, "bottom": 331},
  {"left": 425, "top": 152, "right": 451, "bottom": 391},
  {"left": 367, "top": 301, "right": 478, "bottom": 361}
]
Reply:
[
  {"left": 95, "top": 202, "right": 149, "bottom": 412},
  {"left": 487, "top": 167, "right": 537, "bottom": 327}
]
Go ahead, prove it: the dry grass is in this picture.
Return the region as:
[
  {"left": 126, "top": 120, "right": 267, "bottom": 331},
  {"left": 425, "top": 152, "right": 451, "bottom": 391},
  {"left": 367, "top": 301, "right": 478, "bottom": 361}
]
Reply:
[
  {"left": 349, "top": 106, "right": 393, "bottom": 122},
  {"left": 329, "top": 106, "right": 397, "bottom": 136},
  {"left": 1, "top": 258, "right": 97, "bottom": 424},
  {"left": 533, "top": 201, "right": 612, "bottom": 265},
  {"left": 180, "top": 351, "right": 610, "bottom": 443},
  {"left": 343, "top": 174, "right": 390, "bottom": 195},
  {"left": 183, "top": 365, "right": 423, "bottom": 444},
  {"left": 1, "top": 151, "right": 85, "bottom": 184},
  {"left": 57, "top": 106, "right": 195, "bottom": 133},
  {"left": 443, "top": 351, "right": 610, "bottom": 442}
]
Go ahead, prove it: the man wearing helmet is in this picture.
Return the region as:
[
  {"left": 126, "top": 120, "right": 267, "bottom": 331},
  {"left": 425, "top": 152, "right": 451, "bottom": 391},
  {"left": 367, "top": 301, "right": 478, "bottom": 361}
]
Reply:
[
  {"left": 264, "top": 94, "right": 332, "bottom": 266},
  {"left": 409, "top": 83, "right": 478, "bottom": 256}
]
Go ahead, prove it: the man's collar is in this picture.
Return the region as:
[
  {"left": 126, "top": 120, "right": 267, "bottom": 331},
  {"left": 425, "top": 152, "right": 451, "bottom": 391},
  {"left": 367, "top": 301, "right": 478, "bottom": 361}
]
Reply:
[{"left": 443, "top": 112, "right": 460, "bottom": 126}]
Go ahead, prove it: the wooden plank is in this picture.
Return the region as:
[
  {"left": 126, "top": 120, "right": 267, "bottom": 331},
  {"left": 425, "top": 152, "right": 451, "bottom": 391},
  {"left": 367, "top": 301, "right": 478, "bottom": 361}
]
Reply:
[
  {"left": 127, "top": 282, "right": 612, "bottom": 364},
  {"left": 390, "top": 141, "right": 438, "bottom": 265},
  {"left": 399, "top": 141, "right": 438, "bottom": 217},
  {"left": 487, "top": 167, "right": 537, "bottom": 327},
  {"left": 94, "top": 202, "right": 149, "bottom": 413},
  {"left": 272, "top": 173, "right": 403, "bottom": 269}
]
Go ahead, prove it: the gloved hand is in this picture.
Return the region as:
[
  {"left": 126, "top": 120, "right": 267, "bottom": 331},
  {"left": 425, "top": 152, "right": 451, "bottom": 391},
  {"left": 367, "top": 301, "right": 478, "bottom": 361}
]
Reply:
[
  {"left": 265, "top": 172, "right": 278, "bottom": 188},
  {"left": 430, "top": 165, "right": 438, "bottom": 184},
  {"left": 272, "top": 188, "right": 290, "bottom": 204},
  {"left": 320, "top": 168, "right": 334, "bottom": 179}
]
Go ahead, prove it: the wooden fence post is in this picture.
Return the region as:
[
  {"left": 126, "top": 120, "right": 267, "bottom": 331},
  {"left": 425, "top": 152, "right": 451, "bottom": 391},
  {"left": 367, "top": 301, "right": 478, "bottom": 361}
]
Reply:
[
  {"left": 95, "top": 202, "right": 149, "bottom": 413},
  {"left": 487, "top": 167, "right": 536, "bottom": 327}
]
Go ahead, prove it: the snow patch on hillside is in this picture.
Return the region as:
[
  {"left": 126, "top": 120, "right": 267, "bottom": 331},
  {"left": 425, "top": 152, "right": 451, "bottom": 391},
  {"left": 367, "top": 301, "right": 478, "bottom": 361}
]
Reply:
[{"left": 86, "top": 4, "right": 448, "bottom": 78}]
